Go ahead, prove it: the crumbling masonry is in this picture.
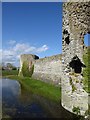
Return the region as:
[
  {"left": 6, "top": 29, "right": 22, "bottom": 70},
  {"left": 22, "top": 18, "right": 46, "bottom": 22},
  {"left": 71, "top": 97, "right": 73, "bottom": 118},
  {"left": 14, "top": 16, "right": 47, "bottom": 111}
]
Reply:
[
  {"left": 62, "top": 2, "right": 90, "bottom": 116},
  {"left": 19, "top": 1, "right": 90, "bottom": 117}
]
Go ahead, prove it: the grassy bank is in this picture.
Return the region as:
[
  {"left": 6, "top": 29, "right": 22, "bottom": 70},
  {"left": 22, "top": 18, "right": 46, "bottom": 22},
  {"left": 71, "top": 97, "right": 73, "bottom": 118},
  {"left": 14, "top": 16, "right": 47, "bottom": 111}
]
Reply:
[
  {"left": 2, "top": 70, "right": 18, "bottom": 76},
  {"left": 5, "top": 75, "right": 61, "bottom": 103}
]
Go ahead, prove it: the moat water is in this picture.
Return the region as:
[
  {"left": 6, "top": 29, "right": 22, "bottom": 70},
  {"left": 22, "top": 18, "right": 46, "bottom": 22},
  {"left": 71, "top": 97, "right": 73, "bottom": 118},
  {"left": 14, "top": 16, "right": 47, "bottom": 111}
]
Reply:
[{"left": 1, "top": 78, "right": 81, "bottom": 119}]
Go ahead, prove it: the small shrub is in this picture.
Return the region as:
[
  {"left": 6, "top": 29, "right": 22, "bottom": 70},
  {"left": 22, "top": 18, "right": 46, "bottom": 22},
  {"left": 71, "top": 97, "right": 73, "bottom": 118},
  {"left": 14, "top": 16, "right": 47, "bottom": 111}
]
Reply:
[
  {"left": 69, "top": 77, "right": 77, "bottom": 92},
  {"left": 72, "top": 84, "right": 77, "bottom": 92},
  {"left": 12, "top": 67, "right": 17, "bottom": 70},
  {"left": 70, "top": 79, "right": 72, "bottom": 85},
  {"left": 72, "top": 106, "right": 80, "bottom": 115}
]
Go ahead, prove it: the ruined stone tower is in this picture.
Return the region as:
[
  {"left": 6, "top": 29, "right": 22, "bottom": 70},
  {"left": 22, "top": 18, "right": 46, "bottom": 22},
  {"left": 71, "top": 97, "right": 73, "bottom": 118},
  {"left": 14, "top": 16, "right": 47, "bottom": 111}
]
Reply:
[
  {"left": 18, "top": 1, "right": 90, "bottom": 117},
  {"left": 62, "top": 1, "right": 90, "bottom": 116},
  {"left": 19, "top": 54, "right": 39, "bottom": 76}
]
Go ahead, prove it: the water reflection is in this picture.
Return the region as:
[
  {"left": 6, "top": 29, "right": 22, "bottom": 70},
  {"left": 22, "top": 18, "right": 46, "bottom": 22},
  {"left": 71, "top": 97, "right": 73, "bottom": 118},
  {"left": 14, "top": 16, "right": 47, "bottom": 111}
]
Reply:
[
  {"left": 2, "top": 78, "right": 81, "bottom": 119},
  {"left": 0, "top": 79, "right": 2, "bottom": 119}
]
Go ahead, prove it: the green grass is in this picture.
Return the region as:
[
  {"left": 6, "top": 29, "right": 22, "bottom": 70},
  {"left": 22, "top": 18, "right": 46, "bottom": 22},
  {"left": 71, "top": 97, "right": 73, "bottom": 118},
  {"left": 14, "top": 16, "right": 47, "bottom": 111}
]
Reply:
[
  {"left": 83, "top": 47, "right": 90, "bottom": 93},
  {"left": 2, "top": 70, "right": 19, "bottom": 76},
  {"left": 5, "top": 75, "right": 61, "bottom": 103}
]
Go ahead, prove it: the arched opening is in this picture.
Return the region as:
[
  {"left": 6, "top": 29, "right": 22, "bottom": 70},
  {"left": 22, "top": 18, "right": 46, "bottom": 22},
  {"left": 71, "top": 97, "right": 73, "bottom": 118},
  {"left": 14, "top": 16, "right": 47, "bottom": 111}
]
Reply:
[
  {"left": 69, "top": 55, "right": 86, "bottom": 73},
  {"left": 63, "top": 29, "right": 70, "bottom": 45},
  {"left": 65, "top": 36, "right": 70, "bottom": 44}
]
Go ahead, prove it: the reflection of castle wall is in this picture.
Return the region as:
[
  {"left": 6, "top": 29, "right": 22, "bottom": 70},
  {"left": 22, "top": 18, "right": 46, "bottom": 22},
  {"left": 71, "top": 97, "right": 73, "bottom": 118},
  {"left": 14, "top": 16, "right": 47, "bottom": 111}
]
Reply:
[
  {"left": 18, "top": 86, "right": 34, "bottom": 105},
  {"left": 62, "top": 2, "right": 89, "bottom": 116}
]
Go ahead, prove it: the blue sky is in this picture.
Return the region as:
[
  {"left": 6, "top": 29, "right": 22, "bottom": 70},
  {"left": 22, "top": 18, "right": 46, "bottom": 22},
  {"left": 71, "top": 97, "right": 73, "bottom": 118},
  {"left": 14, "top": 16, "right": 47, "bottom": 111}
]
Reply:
[
  {"left": 2, "top": 2, "right": 90, "bottom": 67},
  {"left": 84, "top": 34, "right": 90, "bottom": 47},
  {"left": 2, "top": 2, "right": 63, "bottom": 66}
]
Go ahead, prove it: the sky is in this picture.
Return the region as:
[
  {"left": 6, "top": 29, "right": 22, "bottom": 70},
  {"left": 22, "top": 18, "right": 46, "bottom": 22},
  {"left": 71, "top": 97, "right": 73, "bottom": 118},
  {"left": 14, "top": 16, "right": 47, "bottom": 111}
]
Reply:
[
  {"left": 84, "top": 34, "right": 90, "bottom": 47},
  {"left": 2, "top": 2, "right": 63, "bottom": 66},
  {"left": 1, "top": 2, "right": 90, "bottom": 67}
]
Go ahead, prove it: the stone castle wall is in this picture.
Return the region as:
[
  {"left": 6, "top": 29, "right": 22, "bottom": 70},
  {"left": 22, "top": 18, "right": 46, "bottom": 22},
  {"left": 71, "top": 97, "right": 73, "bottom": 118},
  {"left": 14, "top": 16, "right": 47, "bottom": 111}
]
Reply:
[
  {"left": 18, "top": 54, "right": 39, "bottom": 76},
  {"left": 19, "top": 1, "right": 90, "bottom": 117},
  {"left": 32, "top": 54, "right": 62, "bottom": 85},
  {"left": 62, "top": 2, "right": 90, "bottom": 116},
  {"left": 19, "top": 54, "right": 62, "bottom": 86}
]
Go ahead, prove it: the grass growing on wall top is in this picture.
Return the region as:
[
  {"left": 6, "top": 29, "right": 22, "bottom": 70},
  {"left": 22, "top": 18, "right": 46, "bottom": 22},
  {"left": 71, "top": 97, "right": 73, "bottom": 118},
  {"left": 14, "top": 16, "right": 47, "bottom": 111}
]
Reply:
[{"left": 83, "top": 47, "right": 90, "bottom": 93}]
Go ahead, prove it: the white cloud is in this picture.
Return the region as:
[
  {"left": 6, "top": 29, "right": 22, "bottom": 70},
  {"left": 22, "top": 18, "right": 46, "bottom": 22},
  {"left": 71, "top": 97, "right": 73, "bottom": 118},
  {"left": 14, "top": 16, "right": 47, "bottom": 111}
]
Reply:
[
  {"left": 8, "top": 40, "right": 16, "bottom": 45},
  {"left": 13, "top": 43, "right": 28, "bottom": 52},
  {"left": 0, "top": 49, "right": 2, "bottom": 63},
  {"left": 36, "top": 45, "right": 49, "bottom": 53},
  {"left": 2, "top": 42, "right": 49, "bottom": 66}
]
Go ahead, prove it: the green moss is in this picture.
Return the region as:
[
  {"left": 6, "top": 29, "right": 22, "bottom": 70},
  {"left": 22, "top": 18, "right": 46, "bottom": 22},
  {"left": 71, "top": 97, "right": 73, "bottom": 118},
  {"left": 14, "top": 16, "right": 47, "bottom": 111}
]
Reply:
[
  {"left": 72, "top": 106, "right": 80, "bottom": 115},
  {"left": 76, "top": 80, "right": 79, "bottom": 83},
  {"left": 69, "top": 77, "right": 77, "bottom": 92},
  {"left": 31, "top": 64, "right": 34, "bottom": 76},
  {"left": 83, "top": 47, "right": 90, "bottom": 93},
  {"left": 72, "top": 84, "right": 77, "bottom": 92},
  {"left": 22, "top": 62, "right": 34, "bottom": 77},
  {"left": 70, "top": 79, "right": 72, "bottom": 85}
]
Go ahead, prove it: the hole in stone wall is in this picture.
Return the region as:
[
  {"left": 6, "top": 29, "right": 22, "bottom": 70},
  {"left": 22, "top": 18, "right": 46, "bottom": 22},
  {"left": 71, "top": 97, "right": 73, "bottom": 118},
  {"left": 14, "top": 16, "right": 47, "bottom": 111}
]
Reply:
[
  {"left": 84, "top": 33, "right": 90, "bottom": 46},
  {"left": 63, "top": 29, "right": 70, "bottom": 45},
  {"left": 65, "top": 36, "right": 70, "bottom": 44},
  {"left": 83, "top": 45, "right": 84, "bottom": 49},
  {"left": 69, "top": 55, "right": 86, "bottom": 73},
  {"left": 63, "top": 29, "right": 68, "bottom": 34},
  {"left": 35, "top": 55, "right": 39, "bottom": 60}
]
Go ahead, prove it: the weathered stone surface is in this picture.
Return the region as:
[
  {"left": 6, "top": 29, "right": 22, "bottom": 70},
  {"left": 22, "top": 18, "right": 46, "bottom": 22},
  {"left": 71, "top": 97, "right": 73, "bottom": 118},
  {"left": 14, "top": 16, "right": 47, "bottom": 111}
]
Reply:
[
  {"left": 18, "top": 54, "right": 39, "bottom": 76},
  {"left": 62, "top": 2, "right": 89, "bottom": 116},
  {"left": 19, "top": 54, "right": 62, "bottom": 86},
  {"left": 32, "top": 54, "right": 62, "bottom": 86},
  {"left": 18, "top": 2, "right": 90, "bottom": 117}
]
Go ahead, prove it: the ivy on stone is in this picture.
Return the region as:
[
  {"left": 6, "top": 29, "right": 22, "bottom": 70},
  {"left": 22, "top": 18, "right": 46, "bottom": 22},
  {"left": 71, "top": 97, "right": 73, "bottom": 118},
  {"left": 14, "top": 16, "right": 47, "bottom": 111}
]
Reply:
[{"left": 22, "top": 61, "right": 34, "bottom": 77}]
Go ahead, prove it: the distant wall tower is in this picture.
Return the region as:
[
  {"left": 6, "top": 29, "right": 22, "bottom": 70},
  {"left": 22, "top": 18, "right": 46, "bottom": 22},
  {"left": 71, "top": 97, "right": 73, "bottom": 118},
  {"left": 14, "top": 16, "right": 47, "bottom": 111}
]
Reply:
[
  {"left": 62, "top": 1, "right": 90, "bottom": 116},
  {"left": 18, "top": 54, "right": 39, "bottom": 76}
]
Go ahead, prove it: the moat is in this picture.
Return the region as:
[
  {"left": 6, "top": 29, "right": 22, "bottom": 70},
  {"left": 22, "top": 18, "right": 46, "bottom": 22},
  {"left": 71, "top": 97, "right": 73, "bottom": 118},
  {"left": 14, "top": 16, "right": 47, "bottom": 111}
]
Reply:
[{"left": 2, "top": 78, "right": 81, "bottom": 119}]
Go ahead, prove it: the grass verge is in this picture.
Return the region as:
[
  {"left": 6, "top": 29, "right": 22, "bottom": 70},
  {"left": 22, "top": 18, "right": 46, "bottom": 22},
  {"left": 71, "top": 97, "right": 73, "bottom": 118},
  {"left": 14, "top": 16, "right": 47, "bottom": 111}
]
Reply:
[
  {"left": 5, "top": 75, "right": 61, "bottom": 103},
  {"left": 2, "top": 70, "right": 18, "bottom": 76}
]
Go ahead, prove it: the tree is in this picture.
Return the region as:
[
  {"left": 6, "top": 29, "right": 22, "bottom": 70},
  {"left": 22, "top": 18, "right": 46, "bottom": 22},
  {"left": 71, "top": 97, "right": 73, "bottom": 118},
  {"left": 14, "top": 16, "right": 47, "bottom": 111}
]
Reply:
[
  {"left": 6, "top": 63, "right": 16, "bottom": 70},
  {"left": 6, "top": 63, "right": 13, "bottom": 68}
]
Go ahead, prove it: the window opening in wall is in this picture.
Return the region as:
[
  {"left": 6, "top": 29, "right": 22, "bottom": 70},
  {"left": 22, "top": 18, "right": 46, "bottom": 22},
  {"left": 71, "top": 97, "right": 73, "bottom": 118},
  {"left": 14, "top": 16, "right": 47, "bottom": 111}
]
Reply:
[
  {"left": 63, "top": 29, "right": 70, "bottom": 45},
  {"left": 69, "top": 55, "right": 86, "bottom": 73},
  {"left": 63, "top": 29, "right": 68, "bottom": 34},
  {"left": 84, "top": 33, "right": 90, "bottom": 47},
  {"left": 65, "top": 36, "right": 70, "bottom": 44}
]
